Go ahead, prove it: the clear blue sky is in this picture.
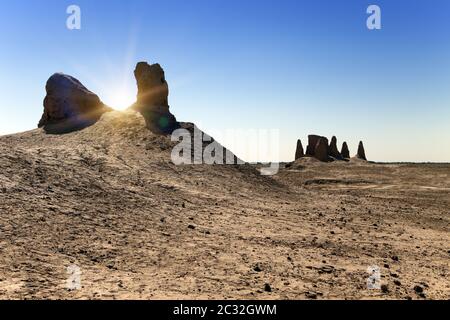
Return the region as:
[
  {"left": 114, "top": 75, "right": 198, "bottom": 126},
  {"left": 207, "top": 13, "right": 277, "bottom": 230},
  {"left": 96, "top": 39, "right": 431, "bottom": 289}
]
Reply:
[{"left": 1, "top": 0, "right": 449, "bottom": 162}]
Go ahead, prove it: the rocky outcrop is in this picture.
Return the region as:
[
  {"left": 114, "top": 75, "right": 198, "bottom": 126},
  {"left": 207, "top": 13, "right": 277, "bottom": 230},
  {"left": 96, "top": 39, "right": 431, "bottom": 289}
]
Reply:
[
  {"left": 299, "top": 135, "right": 368, "bottom": 162},
  {"left": 304, "top": 135, "right": 331, "bottom": 162},
  {"left": 306, "top": 135, "right": 322, "bottom": 156},
  {"left": 38, "top": 73, "right": 111, "bottom": 133},
  {"left": 295, "top": 139, "right": 304, "bottom": 160},
  {"left": 328, "top": 136, "right": 343, "bottom": 160},
  {"left": 341, "top": 142, "right": 350, "bottom": 159},
  {"left": 314, "top": 137, "right": 329, "bottom": 162},
  {"left": 305, "top": 135, "right": 330, "bottom": 162},
  {"left": 131, "top": 62, "right": 179, "bottom": 134},
  {"left": 356, "top": 141, "right": 367, "bottom": 160}
]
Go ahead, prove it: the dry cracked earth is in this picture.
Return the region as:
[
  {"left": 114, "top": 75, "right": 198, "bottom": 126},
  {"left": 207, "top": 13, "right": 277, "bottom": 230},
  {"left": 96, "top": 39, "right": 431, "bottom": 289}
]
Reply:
[{"left": 0, "top": 111, "right": 449, "bottom": 299}]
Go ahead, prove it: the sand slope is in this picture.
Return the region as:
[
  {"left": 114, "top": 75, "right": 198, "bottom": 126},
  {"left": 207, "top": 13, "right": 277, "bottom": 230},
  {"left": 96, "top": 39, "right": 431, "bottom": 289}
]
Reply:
[{"left": 0, "top": 111, "right": 448, "bottom": 299}]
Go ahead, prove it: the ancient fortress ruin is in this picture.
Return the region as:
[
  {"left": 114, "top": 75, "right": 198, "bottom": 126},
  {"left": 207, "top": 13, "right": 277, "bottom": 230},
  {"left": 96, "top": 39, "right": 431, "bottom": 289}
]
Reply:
[{"left": 295, "top": 135, "right": 367, "bottom": 162}]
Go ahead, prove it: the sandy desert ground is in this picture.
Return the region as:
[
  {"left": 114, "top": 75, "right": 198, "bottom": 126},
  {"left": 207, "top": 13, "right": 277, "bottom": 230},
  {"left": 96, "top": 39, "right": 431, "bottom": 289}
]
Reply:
[{"left": 0, "top": 111, "right": 449, "bottom": 299}]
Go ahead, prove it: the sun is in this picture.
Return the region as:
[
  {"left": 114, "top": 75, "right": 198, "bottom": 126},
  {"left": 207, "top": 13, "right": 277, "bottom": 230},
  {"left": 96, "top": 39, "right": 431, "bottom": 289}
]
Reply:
[{"left": 105, "top": 88, "right": 136, "bottom": 111}]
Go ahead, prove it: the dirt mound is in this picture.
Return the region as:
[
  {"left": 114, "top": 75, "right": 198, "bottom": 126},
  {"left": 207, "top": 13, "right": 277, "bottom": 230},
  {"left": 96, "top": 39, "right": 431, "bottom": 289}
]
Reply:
[{"left": 289, "top": 156, "right": 322, "bottom": 169}]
